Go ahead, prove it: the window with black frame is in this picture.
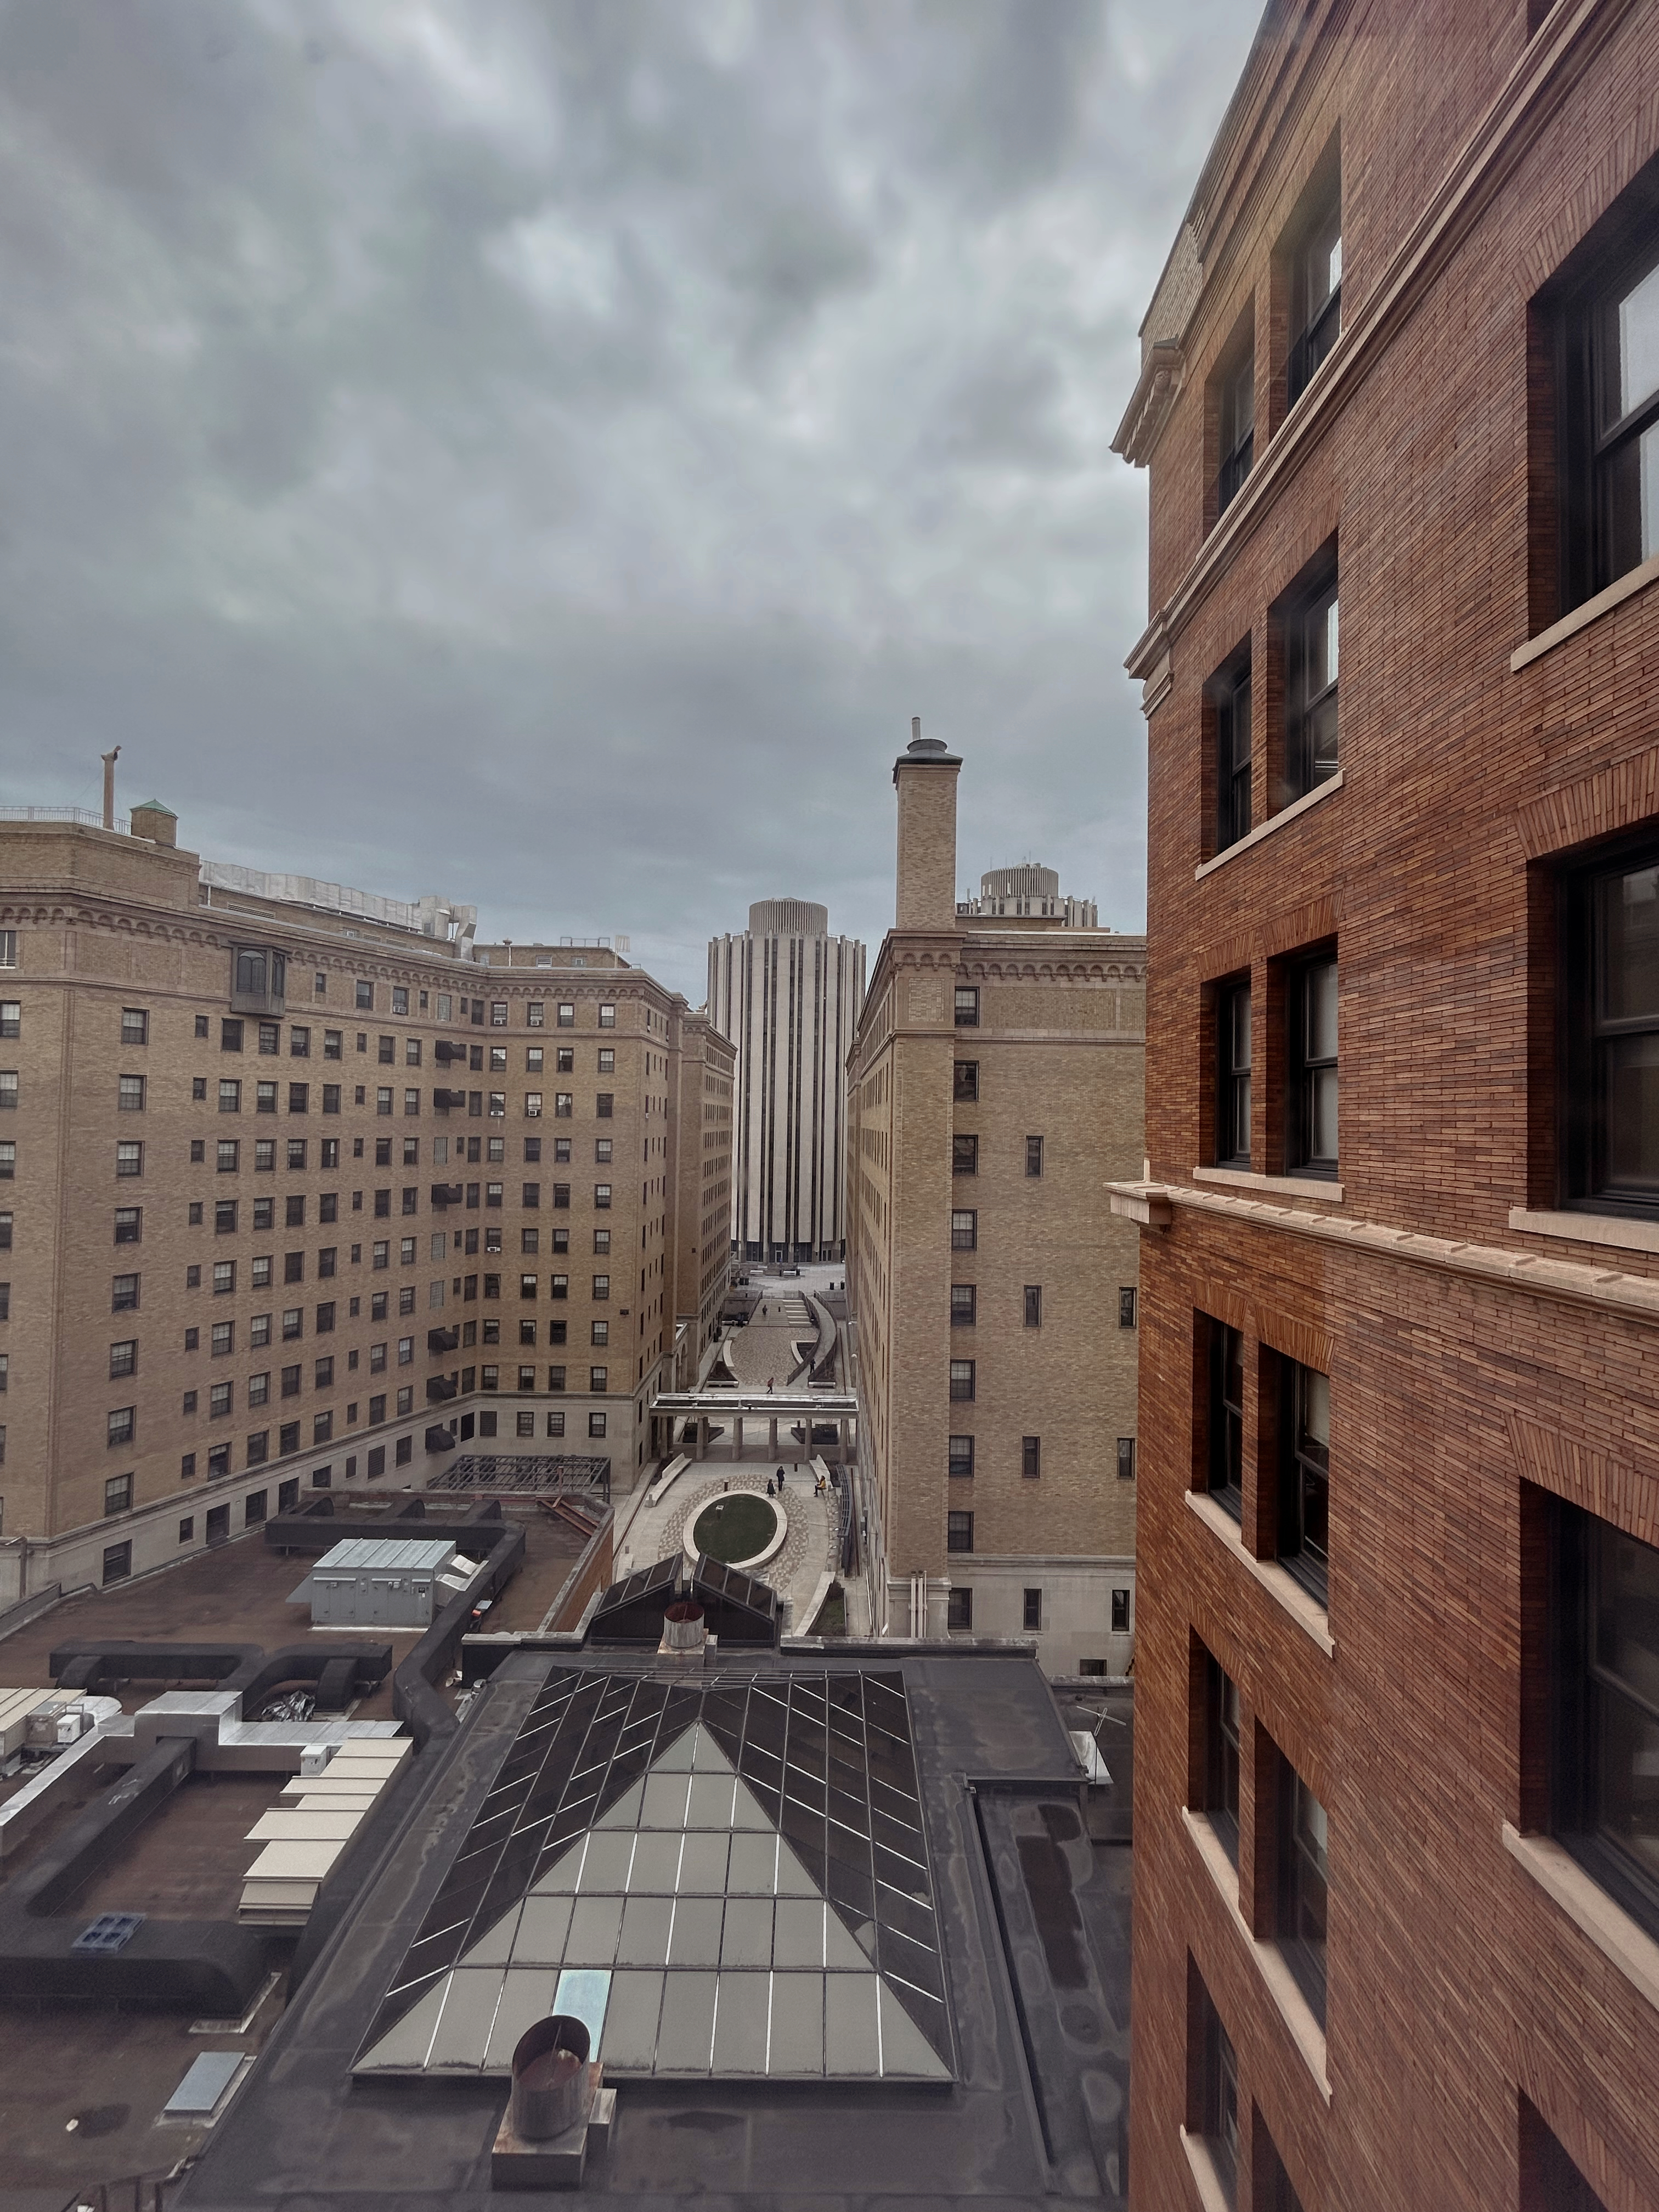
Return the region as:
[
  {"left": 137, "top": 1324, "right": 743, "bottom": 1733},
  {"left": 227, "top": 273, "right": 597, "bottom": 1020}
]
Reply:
[
  {"left": 1213, "top": 657, "right": 1252, "bottom": 852},
  {"left": 1205, "top": 1651, "right": 1242, "bottom": 1865},
  {"left": 1193, "top": 1976, "right": 1240, "bottom": 2205},
  {"left": 1551, "top": 1502, "right": 1659, "bottom": 1943},
  {"left": 1555, "top": 167, "right": 1659, "bottom": 614},
  {"left": 1208, "top": 1318, "right": 1244, "bottom": 1520},
  {"left": 1561, "top": 841, "right": 1659, "bottom": 1216},
  {"left": 1276, "top": 1754, "right": 1328, "bottom": 2027},
  {"left": 1279, "top": 1359, "right": 1330, "bottom": 1605},
  {"left": 1282, "top": 566, "right": 1339, "bottom": 798},
  {"left": 1215, "top": 347, "right": 1255, "bottom": 518},
  {"left": 1216, "top": 980, "right": 1251, "bottom": 1167},
  {"left": 1288, "top": 954, "right": 1338, "bottom": 1176},
  {"left": 1287, "top": 183, "right": 1341, "bottom": 408}
]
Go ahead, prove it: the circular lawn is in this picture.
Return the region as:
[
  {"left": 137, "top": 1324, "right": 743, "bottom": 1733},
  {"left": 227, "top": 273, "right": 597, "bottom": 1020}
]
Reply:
[{"left": 690, "top": 1492, "right": 780, "bottom": 1566}]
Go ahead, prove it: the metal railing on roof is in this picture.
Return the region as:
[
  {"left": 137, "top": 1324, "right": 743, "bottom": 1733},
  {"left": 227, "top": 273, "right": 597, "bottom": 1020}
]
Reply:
[{"left": 0, "top": 804, "right": 130, "bottom": 834}]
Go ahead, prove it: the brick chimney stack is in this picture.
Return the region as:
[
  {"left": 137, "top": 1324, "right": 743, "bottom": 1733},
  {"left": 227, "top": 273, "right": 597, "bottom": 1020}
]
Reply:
[{"left": 891, "top": 716, "right": 962, "bottom": 932}]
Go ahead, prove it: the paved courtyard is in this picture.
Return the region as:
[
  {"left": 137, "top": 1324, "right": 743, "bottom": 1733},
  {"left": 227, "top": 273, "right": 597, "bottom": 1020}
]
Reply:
[{"left": 614, "top": 1458, "right": 840, "bottom": 1631}]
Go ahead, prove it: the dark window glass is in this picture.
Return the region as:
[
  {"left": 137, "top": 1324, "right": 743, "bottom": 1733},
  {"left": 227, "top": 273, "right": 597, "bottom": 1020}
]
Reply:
[
  {"left": 953, "top": 1060, "right": 979, "bottom": 1101},
  {"left": 101, "top": 1540, "right": 132, "bottom": 1585},
  {"left": 1196, "top": 1978, "right": 1239, "bottom": 2204},
  {"left": 1279, "top": 1359, "right": 1330, "bottom": 1602},
  {"left": 952, "top": 1133, "right": 978, "bottom": 1176},
  {"left": 1214, "top": 658, "right": 1252, "bottom": 850},
  {"left": 947, "top": 1587, "right": 973, "bottom": 1630},
  {"left": 946, "top": 1511, "right": 973, "bottom": 1554},
  {"left": 1024, "top": 1284, "right": 1042, "bottom": 1328},
  {"left": 1022, "top": 1435, "right": 1041, "bottom": 1481},
  {"left": 950, "top": 1210, "right": 976, "bottom": 1250},
  {"left": 1209, "top": 1318, "right": 1244, "bottom": 1521},
  {"left": 947, "top": 1435, "right": 974, "bottom": 1479},
  {"left": 1277, "top": 1755, "right": 1329, "bottom": 2026},
  {"left": 1553, "top": 1504, "right": 1659, "bottom": 1943},
  {"left": 1111, "top": 1587, "right": 1130, "bottom": 1633},
  {"left": 1215, "top": 348, "right": 1255, "bottom": 516},
  {"left": 950, "top": 1284, "right": 976, "bottom": 1327},
  {"left": 1562, "top": 843, "right": 1659, "bottom": 1215},
  {"left": 1023, "top": 1588, "right": 1042, "bottom": 1631},
  {"left": 1119, "top": 1286, "right": 1137, "bottom": 1328},
  {"left": 949, "top": 1359, "right": 975, "bottom": 1402},
  {"left": 1257, "top": 2131, "right": 1307, "bottom": 2212},
  {"left": 1116, "top": 1437, "right": 1137, "bottom": 1482},
  {"left": 1286, "top": 185, "right": 1341, "bottom": 407},
  {"left": 1557, "top": 180, "right": 1659, "bottom": 613},
  {"left": 1217, "top": 982, "right": 1251, "bottom": 1167},
  {"left": 953, "top": 987, "right": 979, "bottom": 1028},
  {"left": 1025, "top": 1135, "right": 1043, "bottom": 1177},
  {"left": 1205, "top": 1652, "right": 1242, "bottom": 1864},
  {"left": 1284, "top": 570, "right": 1339, "bottom": 798},
  {"left": 1288, "top": 956, "right": 1338, "bottom": 1175}
]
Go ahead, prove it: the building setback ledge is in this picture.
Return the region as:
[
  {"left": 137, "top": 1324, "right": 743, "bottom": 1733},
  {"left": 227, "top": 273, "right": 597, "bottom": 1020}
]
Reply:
[
  {"left": 1193, "top": 772, "right": 1344, "bottom": 881},
  {"left": 1178, "top": 2126, "right": 1234, "bottom": 2212},
  {"left": 1193, "top": 1166, "right": 1345, "bottom": 1205},
  {"left": 1107, "top": 1181, "right": 1173, "bottom": 1228},
  {"left": 1509, "top": 549, "right": 1659, "bottom": 672},
  {"left": 1181, "top": 1807, "right": 1333, "bottom": 2103},
  {"left": 1508, "top": 1206, "right": 1659, "bottom": 1259},
  {"left": 1502, "top": 1824, "right": 1659, "bottom": 2018},
  {"left": 1186, "top": 1492, "right": 1335, "bottom": 1658}
]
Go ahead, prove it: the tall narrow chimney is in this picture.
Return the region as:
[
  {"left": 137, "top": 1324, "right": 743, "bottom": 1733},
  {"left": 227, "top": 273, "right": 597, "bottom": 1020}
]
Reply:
[
  {"left": 892, "top": 718, "right": 962, "bottom": 932},
  {"left": 100, "top": 747, "right": 120, "bottom": 831}
]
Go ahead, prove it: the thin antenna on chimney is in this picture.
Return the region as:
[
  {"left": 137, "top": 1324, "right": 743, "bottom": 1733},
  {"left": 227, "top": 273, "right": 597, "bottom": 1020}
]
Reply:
[
  {"left": 912, "top": 716, "right": 921, "bottom": 742},
  {"left": 100, "top": 747, "right": 120, "bottom": 831}
]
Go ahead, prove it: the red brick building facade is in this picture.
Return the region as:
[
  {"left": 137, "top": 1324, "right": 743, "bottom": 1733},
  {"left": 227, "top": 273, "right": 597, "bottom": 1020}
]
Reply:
[{"left": 1113, "top": 4, "right": 1659, "bottom": 2207}]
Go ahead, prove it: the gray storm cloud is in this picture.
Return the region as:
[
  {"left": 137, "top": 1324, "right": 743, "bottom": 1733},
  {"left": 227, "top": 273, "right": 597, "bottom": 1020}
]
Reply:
[{"left": 0, "top": 0, "right": 1256, "bottom": 997}]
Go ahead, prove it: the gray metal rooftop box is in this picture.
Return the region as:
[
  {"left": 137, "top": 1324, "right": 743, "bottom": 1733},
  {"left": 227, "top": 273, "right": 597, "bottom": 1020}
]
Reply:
[{"left": 290, "top": 1538, "right": 458, "bottom": 1629}]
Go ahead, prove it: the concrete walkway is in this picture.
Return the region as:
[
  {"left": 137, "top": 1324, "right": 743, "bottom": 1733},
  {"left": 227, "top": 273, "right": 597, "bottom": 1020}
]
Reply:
[{"left": 614, "top": 1459, "right": 839, "bottom": 1631}]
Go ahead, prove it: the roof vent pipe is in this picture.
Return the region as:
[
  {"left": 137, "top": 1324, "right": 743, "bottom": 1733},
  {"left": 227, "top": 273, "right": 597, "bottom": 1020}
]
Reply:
[{"left": 101, "top": 747, "right": 120, "bottom": 831}]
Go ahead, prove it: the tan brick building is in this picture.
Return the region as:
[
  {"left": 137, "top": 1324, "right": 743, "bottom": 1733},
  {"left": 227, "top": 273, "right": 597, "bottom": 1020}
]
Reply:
[
  {"left": 0, "top": 810, "right": 731, "bottom": 1603},
  {"left": 1113, "top": 3, "right": 1659, "bottom": 2206},
  {"left": 846, "top": 728, "right": 1146, "bottom": 1674}
]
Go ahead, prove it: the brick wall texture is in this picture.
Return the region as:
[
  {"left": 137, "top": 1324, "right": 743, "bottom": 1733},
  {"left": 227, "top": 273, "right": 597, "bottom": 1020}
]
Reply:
[{"left": 1126, "top": 2, "right": 1659, "bottom": 2208}]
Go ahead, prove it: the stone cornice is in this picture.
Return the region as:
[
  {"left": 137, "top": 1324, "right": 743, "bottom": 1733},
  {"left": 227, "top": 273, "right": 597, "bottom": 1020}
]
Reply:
[{"left": 1123, "top": 0, "right": 1637, "bottom": 684}]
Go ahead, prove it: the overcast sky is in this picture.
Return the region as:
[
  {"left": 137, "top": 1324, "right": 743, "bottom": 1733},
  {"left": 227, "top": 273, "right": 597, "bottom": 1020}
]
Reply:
[{"left": 0, "top": 0, "right": 1256, "bottom": 1001}]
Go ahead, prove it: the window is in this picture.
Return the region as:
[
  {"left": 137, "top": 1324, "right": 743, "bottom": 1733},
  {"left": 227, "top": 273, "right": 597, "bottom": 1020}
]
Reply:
[
  {"left": 595, "top": 1183, "right": 611, "bottom": 1209},
  {"left": 1022, "top": 1435, "right": 1041, "bottom": 1481},
  {"left": 1214, "top": 340, "right": 1254, "bottom": 517},
  {"left": 0, "top": 1142, "right": 12, "bottom": 1178},
  {"left": 0, "top": 1213, "right": 9, "bottom": 1251},
  {"left": 0, "top": 932, "right": 14, "bottom": 968},
  {"left": 392, "top": 988, "right": 409, "bottom": 1017},
  {"left": 592, "top": 1228, "right": 610, "bottom": 1255},
  {"left": 222, "top": 1017, "right": 245, "bottom": 1053},
  {"left": 1285, "top": 159, "right": 1341, "bottom": 407},
  {"left": 950, "top": 1210, "right": 977, "bottom": 1251},
  {"left": 116, "top": 1141, "right": 143, "bottom": 1177},
  {"left": 527, "top": 1003, "right": 545, "bottom": 1029},
  {"left": 592, "top": 1137, "right": 610, "bottom": 1163},
  {"left": 1117, "top": 1437, "right": 1137, "bottom": 1482},
  {"left": 1207, "top": 1319, "right": 1244, "bottom": 1521},
  {"left": 114, "top": 1206, "right": 142, "bottom": 1245},
  {"left": 555, "top": 1092, "right": 573, "bottom": 1119},
  {"left": 947, "top": 1587, "right": 973, "bottom": 1632},
  {"left": 1277, "top": 1753, "right": 1329, "bottom": 2025},
  {"left": 596, "top": 1092, "right": 613, "bottom": 1119},
  {"left": 1111, "top": 1588, "right": 1131, "bottom": 1633},
  {"left": 324, "top": 1030, "right": 342, "bottom": 1060},
  {"left": 101, "top": 1540, "right": 132, "bottom": 1586},
  {"left": 233, "top": 947, "right": 286, "bottom": 1006},
  {"left": 950, "top": 1284, "right": 976, "bottom": 1327},
  {"left": 1279, "top": 1359, "right": 1330, "bottom": 1602},
  {"left": 952, "top": 1134, "right": 977, "bottom": 1176},
  {"left": 556, "top": 1048, "right": 574, "bottom": 1074},
  {"left": 1119, "top": 1286, "right": 1137, "bottom": 1328},
  {"left": 1558, "top": 839, "right": 1659, "bottom": 1215},
  {"left": 1204, "top": 1651, "right": 1242, "bottom": 1865},
  {"left": 953, "top": 986, "right": 979, "bottom": 1028},
  {"left": 587, "top": 1409, "right": 607, "bottom": 1437},
  {"left": 557, "top": 1003, "right": 575, "bottom": 1026},
  {"left": 1549, "top": 1503, "right": 1659, "bottom": 1943},
  {"left": 1287, "top": 955, "right": 1338, "bottom": 1175},
  {"left": 117, "top": 1073, "right": 145, "bottom": 1113},
  {"left": 1279, "top": 557, "right": 1339, "bottom": 799},
  {"left": 949, "top": 1359, "right": 975, "bottom": 1401},
  {"left": 108, "top": 1406, "right": 135, "bottom": 1447},
  {"left": 283, "top": 1308, "right": 302, "bottom": 1340},
  {"left": 356, "top": 979, "right": 373, "bottom": 1010},
  {"left": 1211, "top": 651, "right": 1252, "bottom": 851},
  {"left": 1214, "top": 979, "right": 1252, "bottom": 1167},
  {"left": 597, "top": 1048, "right": 614, "bottom": 1074},
  {"left": 291, "top": 1027, "right": 310, "bottom": 1057},
  {"left": 103, "top": 1470, "right": 133, "bottom": 1515},
  {"left": 591, "top": 1320, "right": 609, "bottom": 1346},
  {"left": 598, "top": 1005, "right": 615, "bottom": 1029},
  {"left": 947, "top": 1511, "right": 974, "bottom": 1554},
  {"left": 1023, "top": 1285, "right": 1042, "bottom": 1328},
  {"left": 121, "top": 1007, "right": 149, "bottom": 1046},
  {"left": 218, "top": 1077, "right": 242, "bottom": 1115},
  {"left": 1023, "top": 1135, "right": 1043, "bottom": 1178},
  {"left": 211, "top": 1321, "right": 234, "bottom": 1356},
  {"left": 1554, "top": 164, "right": 1659, "bottom": 612},
  {"left": 948, "top": 1435, "right": 974, "bottom": 1479},
  {"left": 112, "top": 1272, "right": 139, "bottom": 1312},
  {"left": 1193, "top": 1976, "right": 1240, "bottom": 2207},
  {"left": 1023, "top": 1588, "right": 1042, "bottom": 1632},
  {"left": 249, "top": 1372, "right": 269, "bottom": 1406},
  {"left": 258, "top": 1020, "right": 280, "bottom": 1056},
  {"left": 316, "top": 1301, "right": 336, "bottom": 1332}
]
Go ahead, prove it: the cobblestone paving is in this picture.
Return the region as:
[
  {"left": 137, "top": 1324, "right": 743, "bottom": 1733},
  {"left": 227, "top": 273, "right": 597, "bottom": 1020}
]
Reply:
[{"left": 617, "top": 1461, "right": 837, "bottom": 1617}]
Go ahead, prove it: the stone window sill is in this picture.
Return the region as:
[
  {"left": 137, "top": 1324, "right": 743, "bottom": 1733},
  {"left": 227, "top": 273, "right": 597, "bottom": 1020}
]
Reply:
[
  {"left": 1178, "top": 2125, "right": 1234, "bottom": 2212},
  {"left": 1194, "top": 771, "right": 1343, "bottom": 881},
  {"left": 1502, "top": 1824, "right": 1659, "bottom": 2017},
  {"left": 1181, "top": 1807, "right": 1332, "bottom": 2102},
  {"left": 1194, "top": 1166, "right": 1345, "bottom": 1205},
  {"left": 1186, "top": 1490, "right": 1335, "bottom": 1657},
  {"left": 1508, "top": 1206, "right": 1659, "bottom": 1258},
  {"left": 1510, "top": 549, "right": 1659, "bottom": 673}
]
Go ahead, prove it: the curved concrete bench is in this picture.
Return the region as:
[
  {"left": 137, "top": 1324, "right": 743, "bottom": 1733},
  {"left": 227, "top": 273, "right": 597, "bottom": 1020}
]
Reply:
[{"left": 645, "top": 1453, "right": 691, "bottom": 1509}]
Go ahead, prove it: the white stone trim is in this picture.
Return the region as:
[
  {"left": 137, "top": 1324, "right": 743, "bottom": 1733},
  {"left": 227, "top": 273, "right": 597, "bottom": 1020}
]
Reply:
[
  {"left": 1193, "top": 1166, "right": 1345, "bottom": 1205},
  {"left": 1185, "top": 1492, "right": 1335, "bottom": 1658},
  {"left": 1181, "top": 1806, "right": 1332, "bottom": 2102},
  {"left": 1193, "top": 772, "right": 1344, "bottom": 880},
  {"left": 1178, "top": 2126, "right": 1234, "bottom": 2212},
  {"left": 1508, "top": 1206, "right": 1659, "bottom": 1257},
  {"left": 1502, "top": 1823, "right": 1659, "bottom": 2017},
  {"left": 1509, "top": 549, "right": 1659, "bottom": 672}
]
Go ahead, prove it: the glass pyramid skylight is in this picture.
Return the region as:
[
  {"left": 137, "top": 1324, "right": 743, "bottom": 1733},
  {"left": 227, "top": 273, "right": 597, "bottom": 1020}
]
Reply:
[{"left": 354, "top": 1669, "right": 953, "bottom": 2081}]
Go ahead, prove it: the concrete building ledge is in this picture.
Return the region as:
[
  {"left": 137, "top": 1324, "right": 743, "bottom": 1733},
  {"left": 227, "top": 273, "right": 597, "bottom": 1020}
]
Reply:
[
  {"left": 1193, "top": 771, "right": 1344, "bottom": 881},
  {"left": 1181, "top": 1806, "right": 1332, "bottom": 2103},
  {"left": 1502, "top": 1823, "right": 1659, "bottom": 2018},
  {"left": 1108, "top": 1181, "right": 1173, "bottom": 1228},
  {"left": 1193, "top": 1166, "right": 1345, "bottom": 1205},
  {"left": 1185, "top": 1492, "right": 1335, "bottom": 1658},
  {"left": 1509, "top": 548, "right": 1659, "bottom": 672},
  {"left": 1508, "top": 1206, "right": 1659, "bottom": 1258},
  {"left": 1178, "top": 2126, "right": 1233, "bottom": 2212}
]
